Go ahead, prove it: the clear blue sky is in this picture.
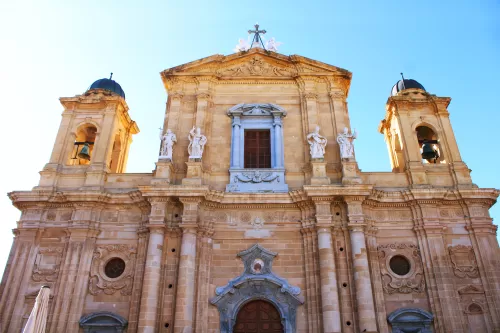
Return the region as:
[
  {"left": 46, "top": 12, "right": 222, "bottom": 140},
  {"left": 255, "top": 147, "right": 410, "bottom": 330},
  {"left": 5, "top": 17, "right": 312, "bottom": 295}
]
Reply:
[{"left": 0, "top": 0, "right": 499, "bottom": 274}]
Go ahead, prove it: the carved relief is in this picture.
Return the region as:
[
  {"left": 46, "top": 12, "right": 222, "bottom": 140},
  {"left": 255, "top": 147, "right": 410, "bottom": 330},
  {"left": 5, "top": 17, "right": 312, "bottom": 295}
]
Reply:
[
  {"left": 210, "top": 244, "right": 304, "bottom": 333},
  {"left": 251, "top": 217, "right": 265, "bottom": 230},
  {"left": 240, "top": 212, "right": 252, "bottom": 223},
  {"left": 448, "top": 245, "right": 479, "bottom": 278},
  {"left": 234, "top": 171, "right": 280, "bottom": 184},
  {"left": 458, "top": 285, "right": 487, "bottom": 314},
  {"left": 32, "top": 247, "right": 63, "bottom": 282},
  {"left": 89, "top": 244, "right": 136, "bottom": 296},
  {"left": 217, "top": 57, "right": 296, "bottom": 77},
  {"left": 378, "top": 243, "right": 425, "bottom": 294}
]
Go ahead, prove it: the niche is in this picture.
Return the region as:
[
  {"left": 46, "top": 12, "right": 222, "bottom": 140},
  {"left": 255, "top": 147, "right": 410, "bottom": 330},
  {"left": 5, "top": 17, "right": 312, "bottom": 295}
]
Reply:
[
  {"left": 69, "top": 124, "right": 97, "bottom": 165},
  {"left": 416, "top": 125, "right": 444, "bottom": 164}
]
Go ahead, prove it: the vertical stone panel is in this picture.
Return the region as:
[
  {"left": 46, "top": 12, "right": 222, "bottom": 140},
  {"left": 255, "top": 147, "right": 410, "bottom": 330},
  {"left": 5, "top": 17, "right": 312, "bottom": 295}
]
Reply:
[
  {"left": 138, "top": 227, "right": 165, "bottom": 333},
  {"left": 174, "top": 229, "right": 197, "bottom": 333},
  {"left": 127, "top": 227, "right": 149, "bottom": 333}
]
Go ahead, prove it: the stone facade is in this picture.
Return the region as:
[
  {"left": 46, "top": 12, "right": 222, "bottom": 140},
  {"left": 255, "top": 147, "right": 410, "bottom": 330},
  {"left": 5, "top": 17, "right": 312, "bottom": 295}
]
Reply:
[{"left": 0, "top": 47, "right": 499, "bottom": 333}]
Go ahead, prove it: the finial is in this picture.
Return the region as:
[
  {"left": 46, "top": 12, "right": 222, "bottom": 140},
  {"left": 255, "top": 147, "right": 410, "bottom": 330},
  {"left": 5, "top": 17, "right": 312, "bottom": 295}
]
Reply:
[
  {"left": 400, "top": 72, "right": 406, "bottom": 89},
  {"left": 109, "top": 72, "right": 113, "bottom": 80}
]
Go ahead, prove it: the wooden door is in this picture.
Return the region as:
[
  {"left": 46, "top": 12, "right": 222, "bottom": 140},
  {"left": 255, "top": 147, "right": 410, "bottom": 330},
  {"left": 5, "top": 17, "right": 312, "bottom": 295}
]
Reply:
[{"left": 233, "top": 300, "right": 283, "bottom": 333}]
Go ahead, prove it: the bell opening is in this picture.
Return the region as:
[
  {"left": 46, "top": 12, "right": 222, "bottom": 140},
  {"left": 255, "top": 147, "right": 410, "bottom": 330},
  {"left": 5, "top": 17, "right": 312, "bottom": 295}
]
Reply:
[
  {"left": 69, "top": 124, "right": 97, "bottom": 165},
  {"left": 416, "top": 126, "right": 442, "bottom": 164}
]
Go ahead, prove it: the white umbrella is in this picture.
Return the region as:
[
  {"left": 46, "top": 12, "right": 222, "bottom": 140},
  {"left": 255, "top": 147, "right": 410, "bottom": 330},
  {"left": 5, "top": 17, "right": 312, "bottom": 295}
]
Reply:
[{"left": 22, "top": 286, "right": 50, "bottom": 333}]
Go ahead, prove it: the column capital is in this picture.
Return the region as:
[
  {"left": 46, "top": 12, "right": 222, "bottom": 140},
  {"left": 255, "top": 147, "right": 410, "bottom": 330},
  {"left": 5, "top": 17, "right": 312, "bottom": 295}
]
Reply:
[
  {"left": 348, "top": 223, "right": 367, "bottom": 233},
  {"left": 147, "top": 225, "right": 165, "bottom": 234}
]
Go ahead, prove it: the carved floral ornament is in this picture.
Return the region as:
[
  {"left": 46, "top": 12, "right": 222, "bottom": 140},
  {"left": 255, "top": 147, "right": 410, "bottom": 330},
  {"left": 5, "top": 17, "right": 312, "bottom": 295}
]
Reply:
[
  {"left": 377, "top": 243, "right": 425, "bottom": 294},
  {"left": 89, "top": 244, "right": 137, "bottom": 296}
]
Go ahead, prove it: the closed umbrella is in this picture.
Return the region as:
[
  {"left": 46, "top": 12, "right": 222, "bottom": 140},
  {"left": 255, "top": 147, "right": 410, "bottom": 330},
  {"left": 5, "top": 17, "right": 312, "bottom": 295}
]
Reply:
[{"left": 22, "top": 286, "right": 50, "bottom": 333}]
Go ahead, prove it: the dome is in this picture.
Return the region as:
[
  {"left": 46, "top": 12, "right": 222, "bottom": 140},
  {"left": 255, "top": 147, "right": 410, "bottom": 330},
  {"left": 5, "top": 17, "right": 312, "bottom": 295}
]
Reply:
[
  {"left": 87, "top": 78, "right": 125, "bottom": 99},
  {"left": 391, "top": 79, "right": 425, "bottom": 96}
]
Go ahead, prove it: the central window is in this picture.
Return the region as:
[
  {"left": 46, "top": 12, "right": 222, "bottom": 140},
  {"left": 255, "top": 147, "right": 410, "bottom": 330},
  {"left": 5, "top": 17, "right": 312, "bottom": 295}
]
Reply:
[{"left": 244, "top": 130, "right": 271, "bottom": 168}]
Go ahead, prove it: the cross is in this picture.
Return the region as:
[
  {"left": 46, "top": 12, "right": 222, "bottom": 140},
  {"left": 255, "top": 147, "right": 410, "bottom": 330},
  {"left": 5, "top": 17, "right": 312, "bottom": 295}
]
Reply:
[{"left": 248, "top": 23, "right": 267, "bottom": 50}]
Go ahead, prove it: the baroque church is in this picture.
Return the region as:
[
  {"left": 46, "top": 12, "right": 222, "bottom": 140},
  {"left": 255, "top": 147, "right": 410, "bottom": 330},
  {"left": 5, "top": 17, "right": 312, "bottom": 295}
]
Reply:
[{"left": 1, "top": 29, "right": 499, "bottom": 333}]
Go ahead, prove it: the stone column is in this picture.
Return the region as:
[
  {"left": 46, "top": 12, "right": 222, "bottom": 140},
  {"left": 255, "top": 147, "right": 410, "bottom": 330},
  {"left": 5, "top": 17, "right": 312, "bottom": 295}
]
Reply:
[
  {"left": 138, "top": 199, "right": 168, "bottom": 333},
  {"left": 273, "top": 115, "right": 284, "bottom": 168},
  {"left": 230, "top": 115, "right": 241, "bottom": 168},
  {"left": 174, "top": 198, "right": 201, "bottom": 333},
  {"left": 346, "top": 198, "right": 378, "bottom": 333},
  {"left": 314, "top": 200, "right": 341, "bottom": 333}
]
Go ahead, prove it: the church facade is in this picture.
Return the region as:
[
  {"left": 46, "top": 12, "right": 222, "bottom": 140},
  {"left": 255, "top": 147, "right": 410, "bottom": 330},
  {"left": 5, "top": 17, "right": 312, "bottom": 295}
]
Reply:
[{"left": 1, "top": 46, "right": 499, "bottom": 333}]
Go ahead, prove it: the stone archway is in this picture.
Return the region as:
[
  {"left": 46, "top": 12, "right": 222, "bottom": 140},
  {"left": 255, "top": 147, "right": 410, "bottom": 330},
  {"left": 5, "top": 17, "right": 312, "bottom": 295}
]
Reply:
[
  {"left": 234, "top": 300, "right": 284, "bottom": 333},
  {"left": 210, "top": 244, "right": 304, "bottom": 333}
]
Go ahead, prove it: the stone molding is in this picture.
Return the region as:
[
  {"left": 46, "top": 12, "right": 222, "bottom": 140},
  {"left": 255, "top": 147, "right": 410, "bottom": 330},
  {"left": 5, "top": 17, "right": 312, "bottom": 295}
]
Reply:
[
  {"left": 79, "top": 312, "right": 127, "bottom": 333},
  {"left": 377, "top": 243, "right": 425, "bottom": 294},
  {"left": 210, "top": 244, "right": 304, "bottom": 333},
  {"left": 448, "top": 245, "right": 479, "bottom": 278},
  {"left": 89, "top": 244, "right": 137, "bottom": 296},
  {"left": 387, "top": 308, "right": 433, "bottom": 333},
  {"left": 32, "top": 246, "right": 64, "bottom": 282}
]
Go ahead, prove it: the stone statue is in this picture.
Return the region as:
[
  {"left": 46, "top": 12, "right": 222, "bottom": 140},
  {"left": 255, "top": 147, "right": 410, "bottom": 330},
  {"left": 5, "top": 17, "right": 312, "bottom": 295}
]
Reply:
[
  {"left": 234, "top": 38, "right": 250, "bottom": 52},
  {"left": 188, "top": 127, "right": 207, "bottom": 159},
  {"left": 337, "top": 127, "right": 357, "bottom": 159},
  {"left": 265, "top": 37, "right": 282, "bottom": 52},
  {"left": 159, "top": 128, "right": 177, "bottom": 160},
  {"left": 307, "top": 126, "right": 328, "bottom": 159}
]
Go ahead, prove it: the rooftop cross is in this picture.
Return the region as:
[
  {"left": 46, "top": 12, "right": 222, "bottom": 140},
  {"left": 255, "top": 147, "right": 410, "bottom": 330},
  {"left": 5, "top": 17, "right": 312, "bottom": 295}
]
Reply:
[
  {"left": 248, "top": 23, "right": 267, "bottom": 50},
  {"left": 234, "top": 24, "right": 282, "bottom": 53}
]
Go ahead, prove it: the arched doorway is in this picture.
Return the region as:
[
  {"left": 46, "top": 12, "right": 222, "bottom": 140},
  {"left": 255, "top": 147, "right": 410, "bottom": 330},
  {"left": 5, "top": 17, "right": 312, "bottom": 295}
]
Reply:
[{"left": 234, "top": 300, "right": 283, "bottom": 333}]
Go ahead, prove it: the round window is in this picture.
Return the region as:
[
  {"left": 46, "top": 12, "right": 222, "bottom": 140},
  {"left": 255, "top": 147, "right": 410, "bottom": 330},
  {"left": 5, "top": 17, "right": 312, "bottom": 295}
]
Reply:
[
  {"left": 389, "top": 255, "right": 411, "bottom": 276},
  {"left": 104, "top": 258, "right": 126, "bottom": 278}
]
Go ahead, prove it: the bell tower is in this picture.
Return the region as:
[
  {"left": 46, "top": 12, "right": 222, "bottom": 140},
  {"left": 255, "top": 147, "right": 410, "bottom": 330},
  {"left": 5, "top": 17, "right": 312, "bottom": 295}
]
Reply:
[
  {"left": 379, "top": 78, "right": 472, "bottom": 187},
  {"left": 37, "top": 76, "right": 139, "bottom": 190}
]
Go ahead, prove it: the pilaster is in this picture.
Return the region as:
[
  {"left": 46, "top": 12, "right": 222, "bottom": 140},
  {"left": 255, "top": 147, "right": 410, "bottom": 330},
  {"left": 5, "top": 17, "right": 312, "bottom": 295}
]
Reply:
[
  {"left": 174, "top": 197, "right": 202, "bottom": 333},
  {"left": 313, "top": 199, "right": 341, "bottom": 333},
  {"left": 345, "top": 197, "right": 378, "bottom": 333},
  {"left": 138, "top": 198, "right": 168, "bottom": 333}
]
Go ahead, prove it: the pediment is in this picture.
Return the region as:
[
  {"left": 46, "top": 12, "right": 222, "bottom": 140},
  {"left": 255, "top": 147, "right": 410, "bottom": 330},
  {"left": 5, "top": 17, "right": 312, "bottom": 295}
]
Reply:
[{"left": 161, "top": 48, "right": 351, "bottom": 80}]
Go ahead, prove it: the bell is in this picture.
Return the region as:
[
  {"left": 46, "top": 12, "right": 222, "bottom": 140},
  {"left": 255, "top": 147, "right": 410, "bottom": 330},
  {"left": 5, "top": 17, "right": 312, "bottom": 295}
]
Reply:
[
  {"left": 421, "top": 140, "right": 438, "bottom": 162},
  {"left": 77, "top": 143, "right": 91, "bottom": 160}
]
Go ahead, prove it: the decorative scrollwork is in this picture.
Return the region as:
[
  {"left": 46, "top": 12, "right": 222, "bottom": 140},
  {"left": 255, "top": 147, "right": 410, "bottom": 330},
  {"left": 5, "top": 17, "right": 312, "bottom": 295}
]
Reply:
[
  {"left": 377, "top": 243, "right": 425, "bottom": 294},
  {"left": 448, "top": 245, "right": 479, "bottom": 278},
  {"left": 89, "top": 244, "right": 136, "bottom": 296}
]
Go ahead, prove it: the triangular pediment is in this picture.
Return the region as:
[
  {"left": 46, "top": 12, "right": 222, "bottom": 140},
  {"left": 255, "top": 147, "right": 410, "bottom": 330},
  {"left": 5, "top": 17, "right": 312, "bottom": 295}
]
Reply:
[{"left": 161, "top": 48, "right": 351, "bottom": 80}]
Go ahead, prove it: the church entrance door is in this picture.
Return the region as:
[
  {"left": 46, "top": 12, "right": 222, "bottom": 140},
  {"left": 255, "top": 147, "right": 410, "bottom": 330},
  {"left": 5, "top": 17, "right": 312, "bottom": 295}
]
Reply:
[{"left": 234, "top": 300, "right": 284, "bottom": 333}]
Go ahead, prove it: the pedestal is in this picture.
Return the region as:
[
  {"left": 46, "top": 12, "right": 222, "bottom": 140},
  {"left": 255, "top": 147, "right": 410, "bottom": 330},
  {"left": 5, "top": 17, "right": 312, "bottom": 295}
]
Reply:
[
  {"left": 310, "top": 160, "right": 331, "bottom": 185},
  {"left": 152, "top": 159, "right": 174, "bottom": 185},
  {"left": 341, "top": 159, "right": 362, "bottom": 185},
  {"left": 182, "top": 161, "right": 203, "bottom": 186}
]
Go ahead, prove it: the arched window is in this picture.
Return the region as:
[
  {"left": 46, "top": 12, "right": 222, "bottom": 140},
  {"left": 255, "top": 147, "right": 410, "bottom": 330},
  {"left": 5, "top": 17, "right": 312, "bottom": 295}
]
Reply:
[
  {"left": 416, "top": 125, "right": 444, "bottom": 164},
  {"left": 69, "top": 124, "right": 97, "bottom": 165}
]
